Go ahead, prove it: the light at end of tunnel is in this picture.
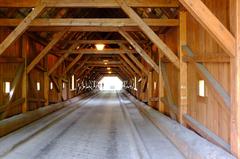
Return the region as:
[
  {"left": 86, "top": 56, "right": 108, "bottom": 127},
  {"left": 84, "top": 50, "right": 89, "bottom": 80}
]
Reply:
[{"left": 95, "top": 44, "right": 105, "bottom": 51}]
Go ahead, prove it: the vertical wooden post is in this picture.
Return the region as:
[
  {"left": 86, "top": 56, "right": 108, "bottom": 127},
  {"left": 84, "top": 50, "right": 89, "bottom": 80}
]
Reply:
[
  {"left": 230, "top": 0, "right": 240, "bottom": 157},
  {"left": 22, "top": 36, "right": 28, "bottom": 113},
  {"left": 178, "top": 11, "right": 188, "bottom": 124},
  {"left": 58, "top": 78, "right": 62, "bottom": 101},
  {"left": 43, "top": 72, "right": 49, "bottom": 106},
  {"left": 158, "top": 52, "right": 164, "bottom": 113},
  {"left": 148, "top": 71, "right": 153, "bottom": 106}
]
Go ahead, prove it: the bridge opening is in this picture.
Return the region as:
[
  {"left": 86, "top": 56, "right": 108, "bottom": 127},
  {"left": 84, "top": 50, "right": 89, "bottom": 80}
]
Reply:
[{"left": 98, "top": 76, "right": 123, "bottom": 91}]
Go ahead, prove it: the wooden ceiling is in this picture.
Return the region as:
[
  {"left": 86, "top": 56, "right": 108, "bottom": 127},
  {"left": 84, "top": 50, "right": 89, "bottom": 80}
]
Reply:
[{"left": 0, "top": 0, "right": 179, "bottom": 81}]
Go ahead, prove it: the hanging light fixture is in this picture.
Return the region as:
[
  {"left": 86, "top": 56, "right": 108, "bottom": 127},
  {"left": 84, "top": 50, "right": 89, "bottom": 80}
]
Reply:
[
  {"left": 108, "top": 71, "right": 112, "bottom": 74},
  {"left": 95, "top": 44, "right": 105, "bottom": 51},
  {"left": 107, "top": 67, "right": 111, "bottom": 70}
]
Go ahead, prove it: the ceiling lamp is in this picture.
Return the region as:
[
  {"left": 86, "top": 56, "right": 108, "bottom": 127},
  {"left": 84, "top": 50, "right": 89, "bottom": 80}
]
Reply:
[
  {"left": 95, "top": 44, "right": 105, "bottom": 51},
  {"left": 107, "top": 67, "right": 111, "bottom": 70},
  {"left": 108, "top": 71, "right": 112, "bottom": 74}
]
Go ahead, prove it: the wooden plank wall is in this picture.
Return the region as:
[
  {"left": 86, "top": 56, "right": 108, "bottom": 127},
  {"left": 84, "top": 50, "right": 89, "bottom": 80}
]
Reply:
[
  {"left": 133, "top": 0, "right": 231, "bottom": 145},
  {"left": 185, "top": 0, "right": 230, "bottom": 143},
  {"left": 0, "top": 29, "right": 81, "bottom": 119}
]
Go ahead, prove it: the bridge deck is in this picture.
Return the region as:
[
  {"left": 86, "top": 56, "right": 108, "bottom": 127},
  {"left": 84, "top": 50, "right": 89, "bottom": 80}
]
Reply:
[{"left": 0, "top": 91, "right": 184, "bottom": 159}]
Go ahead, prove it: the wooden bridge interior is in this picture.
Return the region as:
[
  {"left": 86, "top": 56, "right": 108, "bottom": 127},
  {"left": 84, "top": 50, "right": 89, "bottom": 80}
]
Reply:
[{"left": 0, "top": 0, "right": 239, "bottom": 158}]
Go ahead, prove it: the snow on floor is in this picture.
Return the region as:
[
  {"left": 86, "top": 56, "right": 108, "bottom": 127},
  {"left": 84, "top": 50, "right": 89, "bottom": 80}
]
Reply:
[{"left": 1, "top": 91, "right": 185, "bottom": 159}]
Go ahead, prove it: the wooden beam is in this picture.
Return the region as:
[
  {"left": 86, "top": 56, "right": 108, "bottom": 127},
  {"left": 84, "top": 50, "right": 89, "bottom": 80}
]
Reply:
[
  {"left": 178, "top": 11, "right": 187, "bottom": 124},
  {"left": 117, "top": 0, "right": 180, "bottom": 68},
  {"left": 120, "top": 59, "right": 137, "bottom": 77},
  {"left": 119, "top": 54, "right": 141, "bottom": 76},
  {"left": 178, "top": 0, "right": 235, "bottom": 57},
  {"left": 73, "top": 57, "right": 91, "bottom": 74},
  {"left": 64, "top": 54, "right": 83, "bottom": 74},
  {"left": 0, "top": 18, "right": 179, "bottom": 27},
  {"left": 119, "top": 30, "right": 159, "bottom": 73},
  {"left": 183, "top": 55, "right": 230, "bottom": 63},
  {"left": 127, "top": 53, "right": 148, "bottom": 75},
  {"left": 183, "top": 46, "right": 231, "bottom": 109},
  {"left": 56, "top": 48, "right": 136, "bottom": 54},
  {"left": 85, "top": 61, "right": 121, "bottom": 65},
  {"left": 27, "top": 31, "right": 67, "bottom": 73},
  {"left": 0, "top": 57, "right": 24, "bottom": 63},
  {"left": 50, "top": 76, "right": 60, "bottom": 92},
  {"left": 119, "top": 43, "right": 148, "bottom": 75},
  {"left": 0, "top": 5, "right": 45, "bottom": 56},
  {"left": 230, "top": 0, "right": 240, "bottom": 157},
  {"left": 1, "top": 64, "right": 24, "bottom": 119},
  {"left": 0, "top": 0, "right": 178, "bottom": 8},
  {"left": 67, "top": 40, "right": 147, "bottom": 44},
  {"left": 28, "top": 26, "right": 161, "bottom": 32},
  {"left": 0, "top": 98, "right": 25, "bottom": 114},
  {"left": 183, "top": 114, "right": 230, "bottom": 152}
]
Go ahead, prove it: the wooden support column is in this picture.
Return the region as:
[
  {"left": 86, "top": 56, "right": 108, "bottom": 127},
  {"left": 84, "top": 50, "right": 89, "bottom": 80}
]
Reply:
[
  {"left": 22, "top": 36, "right": 28, "bottom": 112},
  {"left": 0, "top": 5, "right": 45, "bottom": 56},
  {"left": 147, "top": 71, "right": 153, "bottom": 106},
  {"left": 44, "top": 72, "right": 49, "bottom": 106},
  {"left": 230, "top": 0, "right": 240, "bottom": 157},
  {"left": 58, "top": 78, "right": 63, "bottom": 102},
  {"left": 178, "top": 11, "right": 188, "bottom": 124},
  {"left": 158, "top": 52, "right": 164, "bottom": 113}
]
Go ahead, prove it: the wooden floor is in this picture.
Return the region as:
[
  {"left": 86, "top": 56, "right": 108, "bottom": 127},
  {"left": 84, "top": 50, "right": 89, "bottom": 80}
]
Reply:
[{"left": 0, "top": 91, "right": 185, "bottom": 159}]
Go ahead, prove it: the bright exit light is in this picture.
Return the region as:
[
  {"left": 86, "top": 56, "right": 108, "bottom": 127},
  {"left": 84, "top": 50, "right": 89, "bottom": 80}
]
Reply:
[
  {"left": 95, "top": 44, "right": 105, "bottom": 51},
  {"left": 99, "top": 76, "right": 123, "bottom": 90}
]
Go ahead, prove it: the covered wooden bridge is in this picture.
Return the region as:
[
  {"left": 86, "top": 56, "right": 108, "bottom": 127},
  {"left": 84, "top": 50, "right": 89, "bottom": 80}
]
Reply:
[{"left": 0, "top": 0, "right": 239, "bottom": 158}]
